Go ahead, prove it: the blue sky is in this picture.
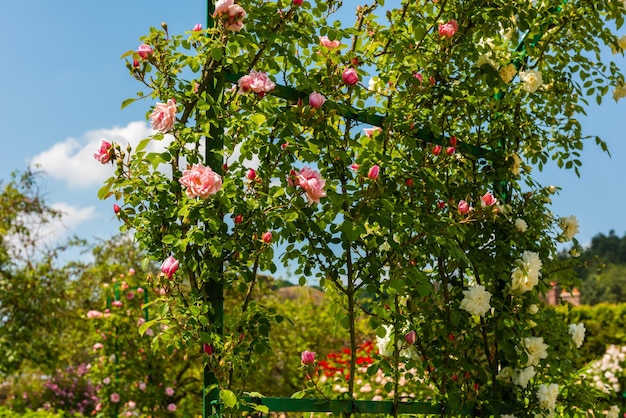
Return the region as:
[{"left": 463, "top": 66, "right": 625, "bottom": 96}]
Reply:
[{"left": 1, "top": 1, "right": 625, "bottom": 261}]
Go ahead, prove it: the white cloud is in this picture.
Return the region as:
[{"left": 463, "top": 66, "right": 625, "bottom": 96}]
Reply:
[{"left": 30, "top": 121, "right": 156, "bottom": 189}]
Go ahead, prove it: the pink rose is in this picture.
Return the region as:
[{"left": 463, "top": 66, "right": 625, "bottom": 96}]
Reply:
[
  {"left": 203, "top": 343, "right": 213, "bottom": 355},
  {"left": 110, "top": 393, "right": 120, "bottom": 403},
  {"left": 449, "top": 136, "right": 458, "bottom": 147},
  {"left": 137, "top": 44, "right": 153, "bottom": 59},
  {"left": 225, "top": 4, "right": 246, "bottom": 31},
  {"left": 301, "top": 350, "right": 316, "bottom": 365},
  {"left": 413, "top": 72, "right": 424, "bottom": 83},
  {"left": 161, "top": 256, "right": 179, "bottom": 279},
  {"left": 438, "top": 19, "right": 458, "bottom": 38},
  {"left": 262, "top": 231, "right": 273, "bottom": 244},
  {"left": 167, "top": 404, "right": 177, "bottom": 412},
  {"left": 363, "top": 127, "right": 382, "bottom": 137},
  {"left": 165, "top": 387, "right": 174, "bottom": 397},
  {"left": 94, "top": 140, "right": 114, "bottom": 164},
  {"left": 295, "top": 166, "right": 326, "bottom": 204},
  {"left": 350, "top": 163, "right": 360, "bottom": 171},
  {"left": 433, "top": 145, "right": 442, "bottom": 155},
  {"left": 138, "top": 382, "right": 147, "bottom": 392},
  {"left": 246, "top": 168, "right": 257, "bottom": 180},
  {"left": 458, "top": 200, "right": 470, "bottom": 215},
  {"left": 308, "top": 92, "right": 325, "bottom": 108},
  {"left": 238, "top": 70, "right": 275, "bottom": 96},
  {"left": 293, "top": 0, "right": 303, "bottom": 5},
  {"left": 446, "top": 146, "right": 456, "bottom": 156},
  {"left": 87, "top": 310, "right": 103, "bottom": 319},
  {"left": 150, "top": 98, "right": 177, "bottom": 132},
  {"left": 113, "top": 204, "right": 121, "bottom": 214},
  {"left": 367, "top": 164, "right": 380, "bottom": 180},
  {"left": 111, "top": 300, "right": 123, "bottom": 308},
  {"left": 481, "top": 192, "right": 498, "bottom": 207},
  {"left": 214, "top": 0, "right": 233, "bottom": 16},
  {"left": 234, "top": 214, "right": 243, "bottom": 225},
  {"left": 192, "top": 23, "right": 202, "bottom": 31},
  {"left": 319, "top": 35, "right": 341, "bottom": 50},
  {"left": 405, "top": 330, "right": 417, "bottom": 345},
  {"left": 93, "top": 343, "right": 104, "bottom": 351},
  {"left": 342, "top": 68, "right": 359, "bottom": 85},
  {"left": 179, "top": 164, "right": 223, "bottom": 198}
]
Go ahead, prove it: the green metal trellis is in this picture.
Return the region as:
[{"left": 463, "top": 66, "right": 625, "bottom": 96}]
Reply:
[{"left": 200, "top": 1, "right": 567, "bottom": 417}]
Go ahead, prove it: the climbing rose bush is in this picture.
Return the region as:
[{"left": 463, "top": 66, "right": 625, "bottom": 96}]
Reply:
[{"left": 98, "top": 0, "right": 626, "bottom": 416}]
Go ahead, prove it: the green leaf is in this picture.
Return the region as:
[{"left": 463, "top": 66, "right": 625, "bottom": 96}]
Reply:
[
  {"left": 138, "top": 319, "right": 158, "bottom": 336},
  {"left": 253, "top": 405, "right": 269, "bottom": 413},
  {"left": 220, "top": 389, "right": 237, "bottom": 408},
  {"left": 121, "top": 97, "right": 138, "bottom": 110}
]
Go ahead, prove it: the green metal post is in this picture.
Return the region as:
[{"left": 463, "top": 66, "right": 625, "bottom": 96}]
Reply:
[{"left": 203, "top": 2, "right": 224, "bottom": 417}]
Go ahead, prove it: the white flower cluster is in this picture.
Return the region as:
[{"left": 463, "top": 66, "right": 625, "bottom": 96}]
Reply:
[
  {"left": 568, "top": 323, "right": 585, "bottom": 348},
  {"left": 514, "top": 218, "right": 528, "bottom": 233},
  {"left": 511, "top": 251, "right": 542, "bottom": 293},
  {"left": 459, "top": 284, "right": 492, "bottom": 317},
  {"left": 559, "top": 215, "right": 579, "bottom": 241},
  {"left": 586, "top": 344, "right": 626, "bottom": 394}
]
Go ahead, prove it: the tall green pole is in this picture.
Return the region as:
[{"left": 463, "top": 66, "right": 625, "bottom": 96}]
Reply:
[{"left": 203, "top": 2, "right": 224, "bottom": 417}]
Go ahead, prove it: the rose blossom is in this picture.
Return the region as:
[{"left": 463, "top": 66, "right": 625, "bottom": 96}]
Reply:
[
  {"left": 438, "top": 19, "right": 458, "bottom": 38},
  {"left": 559, "top": 215, "right": 579, "bottom": 241},
  {"left": 225, "top": 4, "right": 246, "bottom": 31},
  {"left": 481, "top": 191, "right": 498, "bottom": 207},
  {"left": 110, "top": 393, "right": 120, "bottom": 403},
  {"left": 308, "top": 92, "right": 325, "bottom": 108},
  {"left": 160, "top": 256, "right": 179, "bottom": 279},
  {"left": 192, "top": 23, "right": 202, "bottom": 31},
  {"left": 318, "top": 35, "right": 341, "bottom": 49},
  {"left": 512, "top": 366, "right": 535, "bottom": 389},
  {"left": 363, "top": 127, "right": 382, "bottom": 137},
  {"left": 367, "top": 165, "right": 379, "bottom": 180},
  {"left": 342, "top": 68, "right": 359, "bottom": 85},
  {"left": 150, "top": 98, "right": 177, "bottom": 132},
  {"left": 87, "top": 310, "right": 103, "bottom": 319},
  {"left": 519, "top": 69, "right": 543, "bottom": 93},
  {"left": 433, "top": 144, "right": 442, "bottom": 155},
  {"left": 405, "top": 330, "right": 417, "bottom": 345},
  {"left": 514, "top": 218, "right": 528, "bottom": 233},
  {"left": 165, "top": 387, "right": 174, "bottom": 397},
  {"left": 238, "top": 70, "right": 275, "bottom": 96},
  {"left": 262, "top": 231, "right": 272, "bottom": 244},
  {"left": 137, "top": 44, "right": 153, "bottom": 59},
  {"left": 167, "top": 403, "right": 177, "bottom": 412},
  {"left": 459, "top": 284, "right": 492, "bottom": 317},
  {"left": 537, "top": 383, "right": 558, "bottom": 412},
  {"left": 94, "top": 140, "right": 114, "bottom": 164},
  {"left": 523, "top": 336, "right": 548, "bottom": 366},
  {"left": 293, "top": 0, "right": 303, "bottom": 5},
  {"left": 294, "top": 167, "right": 326, "bottom": 204},
  {"left": 568, "top": 323, "right": 586, "bottom": 348},
  {"left": 457, "top": 200, "right": 470, "bottom": 215},
  {"left": 179, "top": 164, "right": 223, "bottom": 198},
  {"left": 301, "top": 350, "right": 316, "bottom": 365}
]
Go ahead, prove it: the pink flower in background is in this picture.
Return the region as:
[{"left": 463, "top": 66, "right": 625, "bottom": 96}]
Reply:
[
  {"left": 481, "top": 192, "right": 498, "bottom": 207},
  {"left": 342, "top": 68, "right": 359, "bottom": 85},
  {"left": 449, "top": 136, "right": 458, "bottom": 147},
  {"left": 262, "top": 231, "right": 273, "bottom": 244},
  {"left": 238, "top": 70, "right": 275, "bottom": 96},
  {"left": 161, "top": 256, "right": 179, "bottom": 279},
  {"left": 179, "top": 164, "right": 223, "bottom": 198},
  {"left": 111, "top": 300, "right": 123, "bottom": 308},
  {"left": 293, "top": 0, "right": 303, "bottom": 5},
  {"left": 110, "top": 393, "right": 120, "bottom": 403},
  {"left": 138, "top": 382, "right": 147, "bottom": 392},
  {"left": 405, "top": 330, "right": 417, "bottom": 345},
  {"left": 363, "top": 127, "right": 382, "bottom": 137},
  {"left": 94, "top": 140, "right": 114, "bottom": 164},
  {"left": 438, "top": 19, "right": 458, "bottom": 38},
  {"left": 446, "top": 146, "right": 456, "bottom": 156},
  {"left": 93, "top": 343, "right": 104, "bottom": 351},
  {"left": 295, "top": 167, "right": 326, "bottom": 204},
  {"left": 192, "top": 23, "right": 203, "bottom": 31},
  {"left": 137, "top": 317, "right": 146, "bottom": 327},
  {"left": 203, "top": 343, "right": 213, "bottom": 355},
  {"left": 413, "top": 72, "right": 424, "bottom": 83},
  {"left": 214, "top": 0, "right": 233, "bottom": 15},
  {"left": 246, "top": 168, "right": 257, "bottom": 181},
  {"left": 458, "top": 200, "right": 470, "bottom": 215},
  {"left": 113, "top": 204, "right": 121, "bottom": 214},
  {"left": 350, "top": 163, "right": 360, "bottom": 171},
  {"left": 301, "top": 350, "right": 316, "bottom": 365},
  {"left": 165, "top": 387, "right": 174, "bottom": 397},
  {"left": 87, "top": 310, "right": 103, "bottom": 319},
  {"left": 309, "top": 92, "right": 326, "bottom": 108},
  {"left": 432, "top": 145, "right": 442, "bottom": 155},
  {"left": 367, "top": 165, "right": 380, "bottom": 180},
  {"left": 137, "top": 44, "right": 153, "bottom": 59},
  {"left": 150, "top": 98, "right": 177, "bottom": 132},
  {"left": 319, "top": 35, "right": 341, "bottom": 49},
  {"left": 167, "top": 404, "right": 177, "bottom": 412}
]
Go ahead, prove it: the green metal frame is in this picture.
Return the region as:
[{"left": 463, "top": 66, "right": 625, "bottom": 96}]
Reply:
[{"left": 200, "top": 1, "right": 568, "bottom": 416}]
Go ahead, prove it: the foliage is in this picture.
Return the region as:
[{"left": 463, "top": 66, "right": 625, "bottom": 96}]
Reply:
[
  {"left": 98, "top": 0, "right": 626, "bottom": 416},
  {"left": 572, "top": 230, "right": 626, "bottom": 304},
  {"left": 0, "top": 405, "right": 70, "bottom": 418}
]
